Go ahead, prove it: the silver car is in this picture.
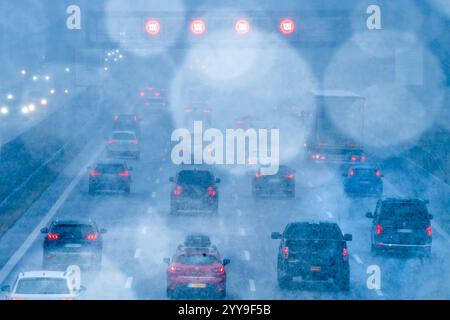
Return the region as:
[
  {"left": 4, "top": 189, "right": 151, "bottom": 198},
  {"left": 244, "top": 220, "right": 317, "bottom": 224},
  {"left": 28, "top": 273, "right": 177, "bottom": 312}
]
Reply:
[{"left": 106, "top": 131, "right": 140, "bottom": 160}]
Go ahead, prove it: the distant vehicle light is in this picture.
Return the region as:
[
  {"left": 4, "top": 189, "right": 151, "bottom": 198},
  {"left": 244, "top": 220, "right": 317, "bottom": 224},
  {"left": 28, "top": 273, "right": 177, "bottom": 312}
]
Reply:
[
  {"left": 207, "top": 186, "right": 217, "bottom": 197},
  {"left": 376, "top": 224, "right": 383, "bottom": 235},
  {"left": 286, "top": 173, "right": 295, "bottom": 180},
  {"left": 130, "top": 139, "right": 139, "bottom": 145},
  {"left": 113, "top": 115, "right": 119, "bottom": 121},
  {"left": 279, "top": 18, "right": 296, "bottom": 35},
  {"left": 351, "top": 155, "right": 358, "bottom": 161},
  {"left": 342, "top": 248, "right": 349, "bottom": 261},
  {"left": 20, "top": 69, "right": 27, "bottom": 75},
  {"left": 64, "top": 89, "right": 69, "bottom": 94},
  {"left": 361, "top": 155, "right": 366, "bottom": 161},
  {"left": 1, "top": 106, "right": 8, "bottom": 114},
  {"left": 90, "top": 170, "right": 102, "bottom": 177},
  {"left": 32, "top": 75, "right": 38, "bottom": 81},
  {"left": 7, "top": 94, "right": 14, "bottom": 100},
  {"left": 190, "top": 19, "right": 206, "bottom": 35},
  {"left": 145, "top": 19, "right": 161, "bottom": 36},
  {"left": 50, "top": 89, "right": 56, "bottom": 95},
  {"left": 118, "top": 171, "right": 129, "bottom": 177},
  {"left": 65, "top": 67, "right": 71, "bottom": 72},
  {"left": 375, "top": 170, "right": 382, "bottom": 177},
  {"left": 21, "top": 106, "right": 29, "bottom": 114},
  {"left": 235, "top": 19, "right": 251, "bottom": 34},
  {"left": 47, "top": 233, "right": 59, "bottom": 240},
  {"left": 40, "top": 98, "right": 48, "bottom": 106},
  {"left": 28, "top": 104, "right": 36, "bottom": 112},
  {"left": 172, "top": 185, "right": 182, "bottom": 196},
  {"left": 108, "top": 139, "right": 117, "bottom": 145},
  {"left": 349, "top": 169, "right": 355, "bottom": 177},
  {"left": 44, "top": 75, "right": 50, "bottom": 81},
  {"left": 140, "top": 91, "right": 145, "bottom": 97},
  {"left": 184, "top": 108, "right": 193, "bottom": 113},
  {"left": 255, "top": 172, "right": 263, "bottom": 178},
  {"left": 203, "top": 108, "right": 211, "bottom": 113},
  {"left": 426, "top": 226, "right": 432, "bottom": 237}
]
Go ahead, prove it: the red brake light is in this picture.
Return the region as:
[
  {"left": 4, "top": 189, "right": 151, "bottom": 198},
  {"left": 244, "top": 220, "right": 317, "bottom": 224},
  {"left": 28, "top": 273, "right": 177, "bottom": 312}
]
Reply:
[
  {"left": 139, "top": 91, "right": 145, "bottom": 97},
  {"left": 90, "top": 170, "right": 102, "bottom": 177},
  {"left": 286, "top": 173, "right": 295, "bottom": 180},
  {"left": 168, "top": 264, "right": 176, "bottom": 273},
  {"left": 172, "top": 185, "right": 182, "bottom": 196},
  {"left": 283, "top": 246, "right": 289, "bottom": 259},
  {"left": 113, "top": 115, "right": 118, "bottom": 121},
  {"left": 203, "top": 108, "right": 211, "bottom": 113},
  {"left": 255, "top": 172, "right": 263, "bottom": 178},
  {"left": 154, "top": 92, "right": 160, "bottom": 97},
  {"left": 426, "top": 226, "right": 432, "bottom": 237},
  {"left": 351, "top": 155, "right": 358, "bottom": 161},
  {"left": 217, "top": 266, "right": 225, "bottom": 274},
  {"left": 184, "top": 108, "right": 193, "bottom": 113},
  {"left": 349, "top": 169, "right": 355, "bottom": 177},
  {"left": 375, "top": 170, "right": 382, "bottom": 177},
  {"left": 319, "top": 155, "right": 326, "bottom": 160},
  {"left": 376, "top": 224, "right": 383, "bottom": 235},
  {"left": 47, "top": 233, "right": 59, "bottom": 240},
  {"left": 342, "top": 248, "right": 349, "bottom": 261},
  {"left": 361, "top": 155, "right": 366, "bottom": 161},
  {"left": 108, "top": 139, "right": 116, "bottom": 145},
  {"left": 118, "top": 171, "right": 129, "bottom": 177},
  {"left": 86, "top": 234, "right": 98, "bottom": 240},
  {"left": 130, "top": 139, "right": 138, "bottom": 145},
  {"left": 207, "top": 186, "right": 217, "bottom": 197}
]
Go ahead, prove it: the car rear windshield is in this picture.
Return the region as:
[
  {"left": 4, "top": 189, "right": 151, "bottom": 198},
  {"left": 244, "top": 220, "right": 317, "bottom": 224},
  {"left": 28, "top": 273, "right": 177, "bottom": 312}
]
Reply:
[
  {"left": 379, "top": 202, "right": 429, "bottom": 224},
  {"left": 354, "top": 168, "right": 378, "bottom": 176},
  {"left": 15, "top": 278, "right": 70, "bottom": 294},
  {"left": 51, "top": 224, "right": 96, "bottom": 238},
  {"left": 285, "top": 223, "right": 343, "bottom": 240},
  {"left": 176, "top": 254, "right": 218, "bottom": 265},
  {"left": 177, "top": 171, "right": 214, "bottom": 187},
  {"left": 95, "top": 164, "right": 125, "bottom": 173},
  {"left": 112, "top": 132, "right": 135, "bottom": 140}
]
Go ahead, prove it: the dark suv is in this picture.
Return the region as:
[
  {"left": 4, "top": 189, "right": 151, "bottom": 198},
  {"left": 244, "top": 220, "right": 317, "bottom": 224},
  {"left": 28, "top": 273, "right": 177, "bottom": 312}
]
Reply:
[
  {"left": 252, "top": 165, "right": 295, "bottom": 198},
  {"left": 169, "top": 169, "right": 220, "bottom": 215},
  {"left": 41, "top": 220, "right": 107, "bottom": 271},
  {"left": 88, "top": 160, "right": 132, "bottom": 194},
  {"left": 342, "top": 165, "right": 383, "bottom": 197},
  {"left": 367, "top": 198, "right": 433, "bottom": 256},
  {"left": 271, "top": 222, "right": 352, "bottom": 291}
]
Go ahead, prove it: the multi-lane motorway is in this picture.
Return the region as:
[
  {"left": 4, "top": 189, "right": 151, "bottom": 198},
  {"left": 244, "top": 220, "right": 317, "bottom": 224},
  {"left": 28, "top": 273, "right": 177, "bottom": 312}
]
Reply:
[{"left": 0, "top": 110, "right": 449, "bottom": 300}]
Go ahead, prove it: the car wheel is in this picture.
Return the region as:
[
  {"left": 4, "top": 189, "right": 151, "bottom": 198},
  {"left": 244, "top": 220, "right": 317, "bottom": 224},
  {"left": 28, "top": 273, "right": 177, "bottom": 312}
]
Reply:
[
  {"left": 336, "top": 270, "right": 350, "bottom": 292},
  {"left": 88, "top": 185, "right": 96, "bottom": 195},
  {"left": 277, "top": 273, "right": 292, "bottom": 290}
]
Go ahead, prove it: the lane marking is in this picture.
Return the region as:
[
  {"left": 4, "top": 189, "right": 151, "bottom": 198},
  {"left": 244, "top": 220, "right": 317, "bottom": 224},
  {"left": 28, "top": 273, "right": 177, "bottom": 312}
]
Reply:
[
  {"left": 240, "top": 228, "right": 247, "bottom": 236},
  {"left": 249, "top": 279, "right": 256, "bottom": 292},
  {"left": 326, "top": 211, "right": 334, "bottom": 219},
  {"left": 134, "top": 248, "right": 141, "bottom": 259},
  {"left": 352, "top": 254, "right": 363, "bottom": 264},
  {"left": 141, "top": 226, "right": 147, "bottom": 235},
  {"left": 244, "top": 250, "right": 251, "bottom": 261},
  {"left": 0, "top": 144, "right": 104, "bottom": 284},
  {"left": 124, "top": 277, "right": 133, "bottom": 289}
]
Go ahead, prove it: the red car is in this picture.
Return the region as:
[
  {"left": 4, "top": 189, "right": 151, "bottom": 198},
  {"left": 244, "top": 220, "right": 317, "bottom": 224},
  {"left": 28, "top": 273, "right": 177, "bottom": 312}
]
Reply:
[{"left": 164, "top": 240, "right": 230, "bottom": 299}]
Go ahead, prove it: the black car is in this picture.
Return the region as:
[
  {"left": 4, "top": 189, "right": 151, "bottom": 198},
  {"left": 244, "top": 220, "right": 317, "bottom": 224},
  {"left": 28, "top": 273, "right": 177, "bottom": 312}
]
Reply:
[
  {"left": 88, "top": 160, "right": 132, "bottom": 194},
  {"left": 41, "top": 220, "right": 107, "bottom": 270},
  {"left": 342, "top": 165, "right": 383, "bottom": 197},
  {"left": 271, "top": 222, "right": 352, "bottom": 291},
  {"left": 252, "top": 165, "right": 295, "bottom": 198},
  {"left": 169, "top": 169, "right": 220, "bottom": 215},
  {"left": 367, "top": 198, "right": 433, "bottom": 256},
  {"left": 112, "top": 114, "right": 141, "bottom": 137}
]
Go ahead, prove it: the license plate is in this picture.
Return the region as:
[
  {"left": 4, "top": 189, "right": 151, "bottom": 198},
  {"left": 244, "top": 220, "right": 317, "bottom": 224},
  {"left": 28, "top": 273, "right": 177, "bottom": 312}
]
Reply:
[
  {"left": 397, "top": 229, "right": 413, "bottom": 233},
  {"left": 65, "top": 244, "right": 82, "bottom": 248},
  {"left": 310, "top": 266, "right": 321, "bottom": 272},
  {"left": 188, "top": 283, "right": 206, "bottom": 288}
]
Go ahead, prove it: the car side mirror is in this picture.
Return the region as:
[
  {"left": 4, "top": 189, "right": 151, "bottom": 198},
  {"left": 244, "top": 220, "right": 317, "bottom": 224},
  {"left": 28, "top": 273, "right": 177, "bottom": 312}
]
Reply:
[
  {"left": 344, "top": 234, "right": 353, "bottom": 241},
  {"left": 428, "top": 214, "right": 434, "bottom": 220},
  {"left": 100, "top": 228, "right": 107, "bottom": 234},
  {"left": 366, "top": 211, "right": 374, "bottom": 219},
  {"left": 163, "top": 258, "right": 170, "bottom": 264},
  {"left": 169, "top": 177, "right": 174, "bottom": 182},
  {"left": 1, "top": 285, "right": 10, "bottom": 293},
  {"left": 215, "top": 178, "right": 221, "bottom": 183},
  {"left": 223, "top": 258, "right": 231, "bottom": 266},
  {"left": 271, "top": 232, "right": 282, "bottom": 239},
  {"left": 40, "top": 227, "right": 48, "bottom": 234}
]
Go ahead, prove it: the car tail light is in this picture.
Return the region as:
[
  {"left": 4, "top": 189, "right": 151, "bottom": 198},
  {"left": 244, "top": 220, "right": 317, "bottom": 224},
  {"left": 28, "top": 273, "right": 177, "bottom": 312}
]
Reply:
[
  {"left": 361, "top": 155, "right": 366, "bottom": 161},
  {"left": 349, "top": 169, "right": 355, "bottom": 177},
  {"left": 130, "top": 140, "right": 138, "bottom": 145},
  {"left": 172, "top": 185, "right": 182, "bottom": 196},
  {"left": 203, "top": 108, "right": 211, "bottom": 113},
  {"left": 108, "top": 139, "right": 117, "bottom": 145},
  {"left": 154, "top": 92, "right": 160, "bottom": 97},
  {"left": 286, "top": 173, "right": 295, "bottom": 180},
  {"left": 168, "top": 264, "right": 176, "bottom": 273},
  {"left": 207, "top": 186, "right": 217, "bottom": 197},
  {"left": 86, "top": 234, "right": 98, "bottom": 240},
  {"left": 90, "top": 170, "right": 102, "bottom": 177},
  {"left": 351, "top": 155, "right": 358, "bottom": 161},
  {"left": 375, "top": 170, "right": 382, "bottom": 177},
  {"left": 255, "top": 172, "right": 263, "bottom": 178},
  {"left": 342, "top": 248, "right": 349, "bottom": 261},
  {"left": 319, "top": 155, "right": 326, "bottom": 160},
  {"left": 113, "top": 115, "right": 118, "bottom": 121},
  {"left": 426, "top": 226, "right": 432, "bottom": 237},
  {"left": 376, "top": 224, "right": 383, "bottom": 235},
  {"left": 184, "top": 108, "right": 193, "bottom": 113},
  {"left": 47, "top": 233, "right": 59, "bottom": 240},
  {"left": 214, "top": 266, "right": 225, "bottom": 274},
  {"left": 283, "top": 246, "right": 289, "bottom": 259},
  {"left": 139, "top": 91, "right": 145, "bottom": 97},
  {"left": 118, "top": 171, "right": 129, "bottom": 177}
]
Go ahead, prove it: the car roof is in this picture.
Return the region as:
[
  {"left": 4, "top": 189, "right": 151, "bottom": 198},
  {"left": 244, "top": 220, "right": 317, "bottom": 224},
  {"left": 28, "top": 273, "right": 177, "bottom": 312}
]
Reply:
[
  {"left": 18, "top": 271, "right": 67, "bottom": 279},
  {"left": 349, "top": 165, "right": 378, "bottom": 170},
  {"left": 381, "top": 197, "right": 428, "bottom": 204},
  {"left": 111, "top": 130, "right": 136, "bottom": 135},
  {"left": 51, "top": 219, "right": 96, "bottom": 226},
  {"left": 95, "top": 159, "right": 127, "bottom": 166}
]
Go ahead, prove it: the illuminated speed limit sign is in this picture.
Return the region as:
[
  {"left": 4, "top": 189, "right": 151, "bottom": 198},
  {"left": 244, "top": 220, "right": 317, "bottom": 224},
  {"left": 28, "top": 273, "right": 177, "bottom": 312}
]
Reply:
[
  {"left": 190, "top": 19, "right": 206, "bottom": 35},
  {"left": 279, "top": 18, "right": 296, "bottom": 35},
  {"left": 145, "top": 19, "right": 160, "bottom": 36},
  {"left": 235, "top": 19, "right": 251, "bottom": 35}
]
